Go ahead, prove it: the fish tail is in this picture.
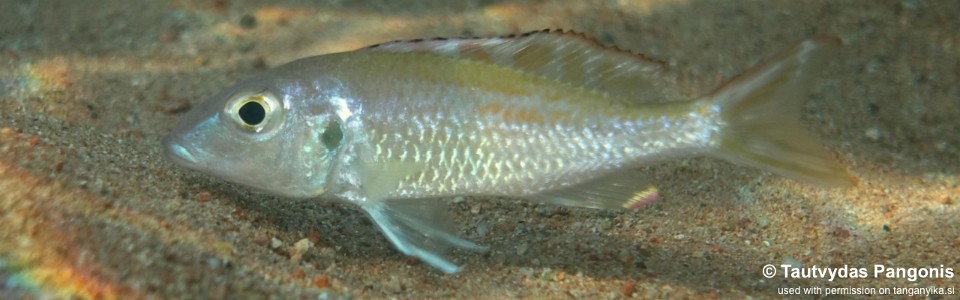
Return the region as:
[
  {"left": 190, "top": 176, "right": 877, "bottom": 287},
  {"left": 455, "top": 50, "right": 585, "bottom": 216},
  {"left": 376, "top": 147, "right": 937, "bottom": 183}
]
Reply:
[{"left": 709, "top": 36, "right": 855, "bottom": 186}]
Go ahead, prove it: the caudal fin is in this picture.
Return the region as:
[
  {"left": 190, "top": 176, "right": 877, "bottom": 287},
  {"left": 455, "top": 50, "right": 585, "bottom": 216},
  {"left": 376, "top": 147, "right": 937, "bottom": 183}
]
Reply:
[{"left": 710, "top": 36, "right": 855, "bottom": 187}]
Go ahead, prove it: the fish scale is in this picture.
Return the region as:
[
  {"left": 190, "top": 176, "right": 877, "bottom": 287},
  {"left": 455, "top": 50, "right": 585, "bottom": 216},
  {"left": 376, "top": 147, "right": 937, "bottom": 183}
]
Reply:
[
  {"left": 349, "top": 53, "right": 703, "bottom": 197},
  {"left": 163, "top": 31, "right": 853, "bottom": 273}
]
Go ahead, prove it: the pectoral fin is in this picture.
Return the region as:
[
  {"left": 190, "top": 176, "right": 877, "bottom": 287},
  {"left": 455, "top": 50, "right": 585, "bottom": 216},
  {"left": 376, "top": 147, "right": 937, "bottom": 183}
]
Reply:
[
  {"left": 355, "top": 160, "right": 486, "bottom": 273},
  {"left": 362, "top": 198, "right": 487, "bottom": 273}
]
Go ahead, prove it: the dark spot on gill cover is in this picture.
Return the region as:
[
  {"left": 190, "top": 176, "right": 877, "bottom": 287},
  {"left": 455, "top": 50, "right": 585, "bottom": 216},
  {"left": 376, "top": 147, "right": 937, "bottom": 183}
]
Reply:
[{"left": 322, "top": 121, "right": 343, "bottom": 149}]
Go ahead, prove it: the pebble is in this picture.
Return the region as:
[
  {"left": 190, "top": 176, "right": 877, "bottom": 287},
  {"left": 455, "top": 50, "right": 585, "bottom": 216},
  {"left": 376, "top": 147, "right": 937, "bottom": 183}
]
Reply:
[
  {"left": 535, "top": 206, "right": 555, "bottom": 217},
  {"left": 476, "top": 221, "right": 490, "bottom": 236},
  {"left": 935, "top": 141, "right": 947, "bottom": 152},
  {"left": 782, "top": 256, "right": 802, "bottom": 268},
  {"left": 289, "top": 238, "right": 314, "bottom": 263},
  {"left": 313, "top": 275, "right": 330, "bottom": 289},
  {"left": 0, "top": 127, "right": 16, "bottom": 138},
  {"left": 240, "top": 14, "right": 258, "bottom": 29},
  {"left": 383, "top": 275, "right": 405, "bottom": 293},
  {"left": 516, "top": 243, "right": 529, "bottom": 256},
  {"left": 196, "top": 191, "right": 212, "bottom": 202},
  {"left": 270, "top": 237, "right": 282, "bottom": 249},
  {"left": 757, "top": 217, "right": 770, "bottom": 228},
  {"left": 599, "top": 219, "right": 613, "bottom": 230},
  {"left": 621, "top": 280, "right": 636, "bottom": 297},
  {"left": 864, "top": 127, "right": 882, "bottom": 141},
  {"left": 160, "top": 99, "right": 191, "bottom": 115}
]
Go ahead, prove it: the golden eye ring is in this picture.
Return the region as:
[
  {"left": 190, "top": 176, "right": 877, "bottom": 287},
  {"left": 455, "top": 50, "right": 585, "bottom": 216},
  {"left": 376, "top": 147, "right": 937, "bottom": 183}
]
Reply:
[{"left": 226, "top": 91, "right": 280, "bottom": 132}]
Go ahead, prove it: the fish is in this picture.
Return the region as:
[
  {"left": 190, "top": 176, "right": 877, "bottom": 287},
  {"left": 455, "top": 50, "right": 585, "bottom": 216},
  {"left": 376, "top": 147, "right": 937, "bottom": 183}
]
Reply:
[{"left": 162, "top": 29, "right": 854, "bottom": 273}]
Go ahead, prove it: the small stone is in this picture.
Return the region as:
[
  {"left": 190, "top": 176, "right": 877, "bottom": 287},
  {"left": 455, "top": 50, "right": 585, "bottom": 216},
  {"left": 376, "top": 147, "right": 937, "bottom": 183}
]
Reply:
[
  {"left": 941, "top": 196, "right": 954, "bottom": 205},
  {"left": 307, "top": 230, "right": 322, "bottom": 244},
  {"left": 568, "top": 289, "right": 587, "bottom": 298},
  {"left": 160, "top": 98, "right": 191, "bottom": 115},
  {"left": 240, "top": 14, "right": 257, "bottom": 29},
  {"left": 865, "top": 127, "right": 882, "bottom": 141},
  {"left": 383, "top": 275, "right": 404, "bottom": 293},
  {"left": 599, "top": 219, "right": 613, "bottom": 230},
  {"left": 782, "top": 256, "right": 802, "bottom": 269},
  {"left": 516, "top": 243, "right": 529, "bottom": 256},
  {"left": 476, "top": 221, "right": 490, "bottom": 236},
  {"left": 313, "top": 275, "right": 330, "bottom": 288},
  {"left": 757, "top": 217, "right": 770, "bottom": 228},
  {"left": 0, "top": 127, "right": 16, "bottom": 138},
  {"left": 535, "top": 206, "right": 555, "bottom": 217},
  {"left": 621, "top": 280, "right": 636, "bottom": 297},
  {"left": 831, "top": 227, "right": 851, "bottom": 239},
  {"left": 935, "top": 141, "right": 948, "bottom": 152},
  {"left": 292, "top": 268, "right": 305, "bottom": 279},
  {"left": 158, "top": 26, "right": 181, "bottom": 43},
  {"left": 271, "top": 237, "right": 282, "bottom": 249},
  {"left": 289, "top": 238, "right": 314, "bottom": 263},
  {"left": 470, "top": 204, "right": 482, "bottom": 214},
  {"left": 196, "top": 191, "right": 213, "bottom": 202}
]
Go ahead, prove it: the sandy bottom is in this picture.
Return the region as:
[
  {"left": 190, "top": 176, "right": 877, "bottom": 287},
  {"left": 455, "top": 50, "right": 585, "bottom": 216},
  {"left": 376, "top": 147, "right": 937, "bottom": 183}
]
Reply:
[{"left": 1, "top": 0, "right": 958, "bottom": 299}]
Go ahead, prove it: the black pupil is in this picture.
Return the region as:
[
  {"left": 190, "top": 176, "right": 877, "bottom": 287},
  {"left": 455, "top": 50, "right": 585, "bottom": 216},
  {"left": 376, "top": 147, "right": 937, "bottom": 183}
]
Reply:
[{"left": 238, "top": 101, "right": 266, "bottom": 126}]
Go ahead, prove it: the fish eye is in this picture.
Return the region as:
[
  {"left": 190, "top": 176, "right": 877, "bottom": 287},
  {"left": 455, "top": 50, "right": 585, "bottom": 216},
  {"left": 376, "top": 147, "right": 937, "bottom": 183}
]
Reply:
[
  {"left": 226, "top": 91, "right": 280, "bottom": 132},
  {"left": 322, "top": 120, "right": 343, "bottom": 149}
]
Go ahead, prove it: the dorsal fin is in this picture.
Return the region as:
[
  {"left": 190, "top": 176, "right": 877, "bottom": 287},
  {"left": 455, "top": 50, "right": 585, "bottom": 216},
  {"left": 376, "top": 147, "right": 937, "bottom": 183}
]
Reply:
[{"left": 361, "top": 29, "right": 684, "bottom": 103}]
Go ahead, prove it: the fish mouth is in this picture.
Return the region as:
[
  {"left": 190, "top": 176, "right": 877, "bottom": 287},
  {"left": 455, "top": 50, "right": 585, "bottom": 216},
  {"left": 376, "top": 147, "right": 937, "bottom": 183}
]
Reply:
[{"left": 161, "top": 135, "right": 199, "bottom": 167}]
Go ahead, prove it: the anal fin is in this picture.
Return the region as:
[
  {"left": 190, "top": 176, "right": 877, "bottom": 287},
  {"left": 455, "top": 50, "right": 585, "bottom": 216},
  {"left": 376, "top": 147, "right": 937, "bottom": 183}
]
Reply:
[{"left": 529, "top": 172, "right": 659, "bottom": 210}]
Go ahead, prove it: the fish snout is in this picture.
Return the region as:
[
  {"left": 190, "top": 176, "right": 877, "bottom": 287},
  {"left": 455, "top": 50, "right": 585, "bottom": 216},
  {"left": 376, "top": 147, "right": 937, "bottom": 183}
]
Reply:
[{"left": 162, "top": 134, "right": 200, "bottom": 167}]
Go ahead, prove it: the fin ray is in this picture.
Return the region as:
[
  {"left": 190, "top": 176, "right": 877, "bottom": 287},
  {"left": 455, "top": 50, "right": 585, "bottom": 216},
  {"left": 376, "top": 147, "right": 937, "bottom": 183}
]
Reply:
[
  {"left": 710, "top": 36, "right": 855, "bottom": 186},
  {"left": 358, "top": 160, "right": 486, "bottom": 273},
  {"left": 362, "top": 29, "right": 683, "bottom": 104},
  {"left": 528, "top": 171, "right": 659, "bottom": 210},
  {"left": 363, "top": 198, "right": 487, "bottom": 274}
]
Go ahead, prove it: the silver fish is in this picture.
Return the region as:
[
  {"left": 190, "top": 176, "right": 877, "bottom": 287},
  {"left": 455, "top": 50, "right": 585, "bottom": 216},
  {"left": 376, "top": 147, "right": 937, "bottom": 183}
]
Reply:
[{"left": 162, "top": 30, "right": 853, "bottom": 273}]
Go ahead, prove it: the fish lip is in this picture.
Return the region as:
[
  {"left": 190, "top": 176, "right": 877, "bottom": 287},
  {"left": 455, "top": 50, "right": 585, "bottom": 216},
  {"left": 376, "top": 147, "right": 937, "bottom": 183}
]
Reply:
[{"left": 161, "top": 135, "right": 199, "bottom": 167}]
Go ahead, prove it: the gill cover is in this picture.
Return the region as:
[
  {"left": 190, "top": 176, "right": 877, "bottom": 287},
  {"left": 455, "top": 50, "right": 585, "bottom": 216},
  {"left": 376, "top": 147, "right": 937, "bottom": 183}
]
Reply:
[{"left": 163, "top": 74, "right": 347, "bottom": 198}]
